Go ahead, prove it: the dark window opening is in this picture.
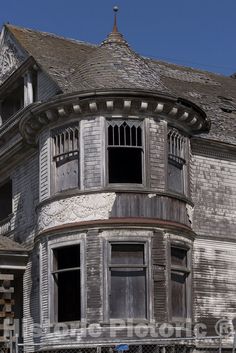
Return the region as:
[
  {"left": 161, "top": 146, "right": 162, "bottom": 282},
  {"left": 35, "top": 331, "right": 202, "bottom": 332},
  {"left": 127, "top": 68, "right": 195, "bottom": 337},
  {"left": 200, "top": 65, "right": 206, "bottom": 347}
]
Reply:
[
  {"left": 107, "top": 121, "right": 143, "bottom": 184},
  {"left": 53, "top": 245, "right": 81, "bottom": 322},
  {"left": 0, "top": 180, "right": 12, "bottom": 222},
  {"left": 109, "top": 243, "right": 147, "bottom": 319},
  {"left": 1, "top": 79, "right": 24, "bottom": 122},
  {"left": 171, "top": 247, "right": 190, "bottom": 319}
]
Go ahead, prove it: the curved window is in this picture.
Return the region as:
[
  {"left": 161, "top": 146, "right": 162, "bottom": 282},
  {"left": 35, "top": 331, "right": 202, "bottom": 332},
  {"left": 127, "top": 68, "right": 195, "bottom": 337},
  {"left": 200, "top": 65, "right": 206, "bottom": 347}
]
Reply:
[
  {"left": 167, "top": 129, "right": 187, "bottom": 194},
  {"left": 52, "top": 123, "right": 79, "bottom": 193},
  {"left": 107, "top": 120, "right": 144, "bottom": 184}
]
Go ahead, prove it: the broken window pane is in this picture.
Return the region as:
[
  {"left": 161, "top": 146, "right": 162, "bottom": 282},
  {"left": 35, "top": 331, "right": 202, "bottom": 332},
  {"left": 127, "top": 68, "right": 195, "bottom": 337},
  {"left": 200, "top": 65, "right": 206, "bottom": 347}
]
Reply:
[
  {"left": 107, "top": 120, "right": 143, "bottom": 184},
  {"left": 53, "top": 245, "right": 81, "bottom": 322}
]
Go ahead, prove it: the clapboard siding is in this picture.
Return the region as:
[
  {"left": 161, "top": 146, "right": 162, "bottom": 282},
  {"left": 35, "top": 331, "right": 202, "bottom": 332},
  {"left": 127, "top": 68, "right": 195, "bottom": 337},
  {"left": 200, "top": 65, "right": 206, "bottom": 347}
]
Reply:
[
  {"left": 191, "top": 154, "right": 236, "bottom": 239},
  {"left": 111, "top": 193, "right": 190, "bottom": 227},
  {"left": 83, "top": 117, "right": 102, "bottom": 189},
  {"left": 193, "top": 238, "right": 236, "bottom": 335},
  {"left": 12, "top": 154, "right": 39, "bottom": 247},
  {"left": 86, "top": 230, "right": 103, "bottom": 323},
  {"left": 152, "top": 230, "right": 167, "bottom": 322},
  {"left": 37, "top": 71, "right": 60, "bottom": 101},
  {"left": 39, "top": 129, "right": 50, "bottom": 202},
  {"left": 148, "top": 118, "right": 166, "bottom": 191}
]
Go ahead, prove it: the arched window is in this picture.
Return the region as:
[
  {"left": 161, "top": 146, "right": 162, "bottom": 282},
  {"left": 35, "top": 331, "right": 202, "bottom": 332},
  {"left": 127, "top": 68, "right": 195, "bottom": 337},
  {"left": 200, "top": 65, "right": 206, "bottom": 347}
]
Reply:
[
  {"left": 107, "top": 120, "right": 144, "bottom": 184},
  {"left": 52, "top": 123, "right": 79, "bottom": 193},
  {"left": 167, "top": 129, "right": 187, "bottom": 194}
]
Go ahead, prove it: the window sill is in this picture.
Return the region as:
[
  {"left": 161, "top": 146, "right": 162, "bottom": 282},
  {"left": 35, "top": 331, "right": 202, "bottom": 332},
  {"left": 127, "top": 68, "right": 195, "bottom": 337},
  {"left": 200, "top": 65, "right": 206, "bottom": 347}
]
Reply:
[
  {"left": 100, "top": 319, "right": 151, "bottom": 326},
  {"left": 107, "top": 183, "right": 145, "bottom": 189}
]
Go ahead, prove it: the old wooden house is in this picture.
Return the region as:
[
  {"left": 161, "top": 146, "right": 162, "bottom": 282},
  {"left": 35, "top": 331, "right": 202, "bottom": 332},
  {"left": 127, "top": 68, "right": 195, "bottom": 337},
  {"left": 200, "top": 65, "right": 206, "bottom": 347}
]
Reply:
[{"left": 0, "top": 10, "right": 235, "bottom": 353}]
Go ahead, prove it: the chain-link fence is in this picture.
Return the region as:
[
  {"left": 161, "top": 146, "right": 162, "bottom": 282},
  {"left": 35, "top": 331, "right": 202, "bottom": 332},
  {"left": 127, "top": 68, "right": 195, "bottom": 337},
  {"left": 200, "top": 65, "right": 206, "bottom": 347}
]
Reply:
[{"left": 0, "top": 336, "right": 232, "bottom": 353}]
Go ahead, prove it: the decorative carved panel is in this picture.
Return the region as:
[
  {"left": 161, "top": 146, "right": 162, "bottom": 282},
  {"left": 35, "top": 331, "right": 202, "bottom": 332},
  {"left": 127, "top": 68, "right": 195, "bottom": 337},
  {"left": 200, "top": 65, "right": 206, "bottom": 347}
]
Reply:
[
  {"left": 0, "top": 31, "right": 26, "bottom": 84},
  {"left": 37, "top": 192, "right": 117, "bottom": 232}
]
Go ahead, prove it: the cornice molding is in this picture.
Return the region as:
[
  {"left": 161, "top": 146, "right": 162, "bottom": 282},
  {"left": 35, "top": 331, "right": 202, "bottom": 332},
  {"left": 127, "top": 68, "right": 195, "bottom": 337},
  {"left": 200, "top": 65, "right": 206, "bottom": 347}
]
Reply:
[
  {"left": 35, "top": 218, "right": 194, "bottom": 242},
  {"left": 19, "top": 89, "right": 210, "bottom": 145},
  {"left": 191, "top": 137, "right": 236, "bottom": 161}
]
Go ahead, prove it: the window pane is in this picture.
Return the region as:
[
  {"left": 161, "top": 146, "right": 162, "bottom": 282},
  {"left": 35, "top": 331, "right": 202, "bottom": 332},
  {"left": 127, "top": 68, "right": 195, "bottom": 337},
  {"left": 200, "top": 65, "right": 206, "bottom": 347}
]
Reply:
[
  {"left": 54, "top": 245, "right": 80, "bottom": 270},
  {"left": 171, "top": 271, "right": 187, "bottom": 318},
  {"left": 108, "top": 147, "right": 142, "bottom": 183},
  {"left": 56, "top": 157, "right": 79, "bottom": 192},
  {"left": 57, "top": 270, "right": 81, "bottom": 322},
  {"left": 111, "top": 244, "right": 144, "bottom": 265},
  {"left": 167, "top": 160, "right": 184, "bottom": 194},
  {"left": 171, "top": 247, "right": 187, "bottom": 267},
  {"left": 110, "top": 268, "right": 146, "bottom": 319}
]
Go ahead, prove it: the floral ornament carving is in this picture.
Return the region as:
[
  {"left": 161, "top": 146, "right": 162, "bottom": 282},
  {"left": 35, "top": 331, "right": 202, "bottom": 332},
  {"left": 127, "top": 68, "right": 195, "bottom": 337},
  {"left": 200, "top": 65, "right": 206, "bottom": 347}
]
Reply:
[
  {"left": 38, "top": 193, "right": 117, "bottom": 232},
  {"left": 0, "top": 39, "right": 25, "bottom": 84}
]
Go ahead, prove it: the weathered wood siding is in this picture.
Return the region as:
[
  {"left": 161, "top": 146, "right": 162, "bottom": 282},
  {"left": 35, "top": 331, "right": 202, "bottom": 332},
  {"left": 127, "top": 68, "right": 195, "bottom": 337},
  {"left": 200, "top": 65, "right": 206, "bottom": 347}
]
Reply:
[
  {"left": 191, "top": 154, "right": 236, "bottom": 238},
  {"left": 193, "top": 238, "right": 236, "bottom": 335},
  {"left": 148, "top": 118, "right": 166, "bottom": 191},
  {"left": 37, "top": 71, "right": 60, "bottom": 101},
  {"left": 152, "top": 230, "right": 167, "bottom": 322},
  {"left": 12, "top": 154, "right": 39, "bottom": 247},
  {"left": 86, "top": 229, "right": 103, "bottom": 324},
  {"left": 39, "top": 129, "right": 50, "bottom": 202},
  {"left": 111, "top": 193, "right": 190, "bottom": 227},
  {"left": 82, "top": 117, "right": 103, "bottom": 189}
]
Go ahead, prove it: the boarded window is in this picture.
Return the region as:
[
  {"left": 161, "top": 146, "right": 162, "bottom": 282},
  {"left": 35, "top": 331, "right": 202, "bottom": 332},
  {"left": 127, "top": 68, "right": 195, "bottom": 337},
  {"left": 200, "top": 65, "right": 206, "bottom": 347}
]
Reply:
[
  {"left": 171, "top": 247, "right": 190, "bottom": 319},
  {"left": 0, "top": 180, "right": 12, "bottom": 222},
  {"left": 167, "top": 129, "right": 186, "bottom": 194},
  {"left": 52, "top": 124, "right": 79, "bottom": 193},
  {"left": 52, "top": 245, "right": 81, "bottom": 322},
  {"left": 107, "top": 120, "right": 143, "bottom": 184},
  {"left": 109, "top": 243, "right": 147, "bottom": 319}
]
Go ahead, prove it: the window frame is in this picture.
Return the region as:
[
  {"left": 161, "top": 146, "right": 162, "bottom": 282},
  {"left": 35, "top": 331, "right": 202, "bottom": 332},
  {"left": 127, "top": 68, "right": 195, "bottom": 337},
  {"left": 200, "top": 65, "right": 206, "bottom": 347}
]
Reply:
[
  {"left": 51, "top": 122, "right": 80, "bottom": 194},
  {"left": 104, "top": 238, "right": 152, "bottom": 323},
  {"left": 105, "top": 118, "right": 146, "bottom": 188},
  {"left": 167, "top": 127, "right": 189, "bottom": 196},
  {"left": 168, "top": 242, "right": 192, "bottom": 322},
  {"left": 48, "top": 238, "right": 86, "bottom": 324}
]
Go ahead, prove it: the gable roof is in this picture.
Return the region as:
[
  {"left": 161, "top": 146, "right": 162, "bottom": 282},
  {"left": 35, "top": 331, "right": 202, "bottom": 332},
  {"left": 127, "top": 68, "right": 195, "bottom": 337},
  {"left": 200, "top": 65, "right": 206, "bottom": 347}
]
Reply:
[{"left": 3, "top": 24, "right": 236, "bottom": 145}]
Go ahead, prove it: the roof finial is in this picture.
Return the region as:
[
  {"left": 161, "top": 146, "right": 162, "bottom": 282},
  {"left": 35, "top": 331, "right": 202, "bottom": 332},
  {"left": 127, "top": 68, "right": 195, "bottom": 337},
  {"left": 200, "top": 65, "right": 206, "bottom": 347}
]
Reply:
[
  {"left": 101, "top": 5, "right": 128, "bottom": 46},
  {"left": 113, "top": 6, "right": 119, "bottom": 33}
]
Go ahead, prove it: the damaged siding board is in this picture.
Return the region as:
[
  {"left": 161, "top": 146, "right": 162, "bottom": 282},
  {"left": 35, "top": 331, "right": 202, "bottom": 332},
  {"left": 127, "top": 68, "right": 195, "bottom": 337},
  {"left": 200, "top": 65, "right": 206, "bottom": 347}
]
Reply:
[
  {"left": 39, "top": 129, "right": 50, "bottom": 202},
  {"left": 152, "top": 230, "right": 167, "bottom": 322},
  {"left": 111, "top": 193, "right": 190, "bottom": 227},
  {"left": 193, "top": 238, "right": 236, "bottom": 335}
]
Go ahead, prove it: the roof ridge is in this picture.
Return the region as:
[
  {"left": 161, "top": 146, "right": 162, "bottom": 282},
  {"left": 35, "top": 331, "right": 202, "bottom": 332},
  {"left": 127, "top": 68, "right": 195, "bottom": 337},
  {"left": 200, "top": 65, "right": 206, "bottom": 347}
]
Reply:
[
  {"left": 145, "top": 55, "right": 232, "bottom": 79},
  {"left": 6, "top": 23, "right": 97, "bottom": 48}
]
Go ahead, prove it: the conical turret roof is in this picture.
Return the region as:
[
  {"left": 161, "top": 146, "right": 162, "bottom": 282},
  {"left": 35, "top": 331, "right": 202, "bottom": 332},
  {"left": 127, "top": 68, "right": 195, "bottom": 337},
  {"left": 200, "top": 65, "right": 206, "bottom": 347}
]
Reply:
[{"left": 70, "top": 8, "right": 170, "bottom": 93}]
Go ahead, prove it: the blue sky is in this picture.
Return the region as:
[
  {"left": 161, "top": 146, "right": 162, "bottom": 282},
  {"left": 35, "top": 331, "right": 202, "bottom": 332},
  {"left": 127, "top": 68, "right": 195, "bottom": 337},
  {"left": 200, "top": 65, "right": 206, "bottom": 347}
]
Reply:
[{"left": 1, "top": 0, "right": 236, "bottom": 76}]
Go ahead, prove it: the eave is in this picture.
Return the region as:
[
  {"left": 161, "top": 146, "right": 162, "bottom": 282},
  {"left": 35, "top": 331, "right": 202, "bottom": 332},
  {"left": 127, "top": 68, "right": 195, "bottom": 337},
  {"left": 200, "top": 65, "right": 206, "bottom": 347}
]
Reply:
[{"left": 18, "top": 89, "right": 210, "bottom": 145}]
